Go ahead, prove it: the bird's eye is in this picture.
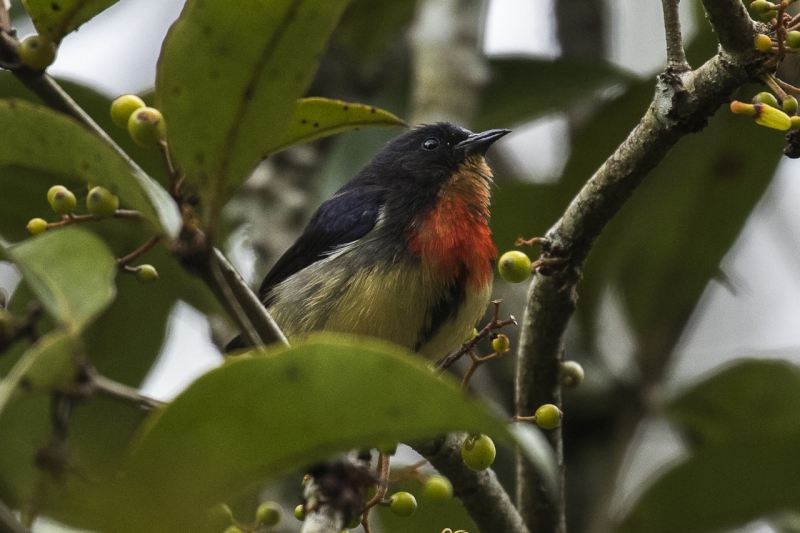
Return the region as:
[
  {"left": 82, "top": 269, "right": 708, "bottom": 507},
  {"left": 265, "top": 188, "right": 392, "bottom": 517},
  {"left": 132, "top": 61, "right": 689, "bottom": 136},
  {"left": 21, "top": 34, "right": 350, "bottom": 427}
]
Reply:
[{"left": 422, "top": 137, "right": 440, "bottom": 151}]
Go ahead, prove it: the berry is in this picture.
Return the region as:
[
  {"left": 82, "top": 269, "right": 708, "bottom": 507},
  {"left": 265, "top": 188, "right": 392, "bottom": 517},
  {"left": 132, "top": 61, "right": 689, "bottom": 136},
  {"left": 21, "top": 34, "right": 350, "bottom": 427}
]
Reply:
[
  {"left": 535, "top": 404, "right": 562, "bottom": 430},
  {"left": 759, "top": 10, "right": 777, "bottom": 22},
  {"left": 206, "top": 503, "right": 234, "bottom": 529},
  {"left": 47, "top": 186, "right": 76, "bottom": 214},
  {"left": 294, "top": 504, "right": 306, "bottom": 521},
  {"left": 461, "top": 434, "right": 496, "bottom": 471},
  {"left": 755, "top": 34, "right": 773, "bottom": 52},
  {"left": 26, "top": 218, "right": 48, "bottom": 235},
  {"left": 17, "top": 35, "right": 56, "bottom": 70},
  {"left": 498, "top": 250, "right": 532, "bottom": 283},
  {"left": 492, "top": 334, "right": 510, "bottom": 353},
  {"left": 786, "top": 31, "right": 800, "bottom": 50},
  {"left": 256, "top": 501, "right": 281, "bottom": 526},
  {"left": 422, "top": 475, "right": 453, "bottom": 501},
  {"left": 346, "top": 516, "right": 362, "bottom": 529},
  {"left": 110, "top": 94, "right": 146, "bottom": 129},
  {"left": 222, "top": 527, "right": 244, "bottom": 533},
  {"left": 784, "top": 96, "right": 799, "bottom": 115},
  {"left": 558, "top": 360, "right": 585, "bottom": 388},
  {"left": 136, "top": 264, "right": 159, "bottom": 283},
  {"left": 792, "top": 116, "right": 800, "bottom": 129},
  {"left": 465, "top": 327, "right": 478, "bottom": 341},
  {"left": 0, "top": 310, "right": 12, "bottom": 336},
  {"left": 750, "top": 0, "right": 771, "bottom": 12},
  {"left": 754, "top": 92, "right": 779, "bottom": 108},
  {"left": 86, "top": 186, "right": 120, "bottom": 216},
  {"left": 127, "top": 106, "right": 166, "bottom": 147},
  {"left": 389, "top": 492, "right": 417, "bottom": 517}
]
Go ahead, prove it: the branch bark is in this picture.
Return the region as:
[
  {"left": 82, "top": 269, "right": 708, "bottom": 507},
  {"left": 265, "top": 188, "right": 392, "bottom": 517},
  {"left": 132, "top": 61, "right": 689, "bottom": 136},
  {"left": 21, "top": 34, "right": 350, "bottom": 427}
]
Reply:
[
  {"left": 662, "top": 0, "right": 689, "bottom": 70},
  {"left": 515, "top": 5, "right": 763, "bottom": 532}
]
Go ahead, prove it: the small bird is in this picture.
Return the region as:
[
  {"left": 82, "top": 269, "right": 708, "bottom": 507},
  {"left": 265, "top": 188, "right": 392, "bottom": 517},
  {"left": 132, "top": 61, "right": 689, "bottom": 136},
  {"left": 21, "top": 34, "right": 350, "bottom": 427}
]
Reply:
[{"left": 230, "top": 123, "right": 509, "bottom": 359}]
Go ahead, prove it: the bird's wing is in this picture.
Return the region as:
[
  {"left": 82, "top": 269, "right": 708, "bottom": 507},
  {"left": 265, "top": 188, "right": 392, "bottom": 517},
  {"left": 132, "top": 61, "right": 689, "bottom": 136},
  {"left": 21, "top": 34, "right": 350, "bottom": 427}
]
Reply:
[{"left": 258, "top": 186, "right": 386, "bottom": 301}]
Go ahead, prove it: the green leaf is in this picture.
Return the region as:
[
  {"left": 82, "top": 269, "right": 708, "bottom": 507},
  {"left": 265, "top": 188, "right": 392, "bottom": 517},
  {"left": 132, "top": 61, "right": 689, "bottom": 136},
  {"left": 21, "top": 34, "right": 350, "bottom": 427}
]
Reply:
[
  {"left": 0, "top": 99, "right": 180, "bottom": 237},
  {"left": 475, "top": 57, "right": 635, "bottom": 131},
  {"left": 667, "top": 359, "right": 800, "bottom": 448},
  {"left": 22, "top": 0, "right": 120, "bottom": 43},
  {"left": 6, "top": 227, "right": 116, "bottom": 333},
  {"left": 0, "top": 331, "right": 75, "bottom": 417},
  {"left": 96, "top": 335, "right": 554, "bottom": 533},
  {"left": 619, "top": 433, "right": 800, "bottom": 533},
  {"left": 156, "top": 0, "right": 356, "bottom": 230},
  {"left": 267, "top": 97, "right": 406, "bottom": 155}
]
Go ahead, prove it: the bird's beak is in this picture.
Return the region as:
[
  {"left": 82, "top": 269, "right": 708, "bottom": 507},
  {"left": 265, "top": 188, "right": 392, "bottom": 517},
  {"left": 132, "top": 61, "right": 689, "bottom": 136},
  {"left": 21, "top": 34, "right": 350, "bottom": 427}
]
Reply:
[{"left": 456, "top": 129, "right": 511, "bottom": 155}]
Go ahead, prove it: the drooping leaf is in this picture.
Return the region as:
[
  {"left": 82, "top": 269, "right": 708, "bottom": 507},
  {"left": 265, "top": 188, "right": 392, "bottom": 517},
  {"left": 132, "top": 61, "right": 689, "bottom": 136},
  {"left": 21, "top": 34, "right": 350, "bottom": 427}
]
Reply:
[
  {"left": 89, "top": 335, "right": 554, "bottom": 533},
  {"left": 6, "top": 227, "right": 116, "bottom": 333},
  {"left": 0, "top": 99, "right": 180, "bottom": 237},
  {"left": 475, "top": 57, "right": 635, "bottom": 131},
  {"left": 156, "top": 0, "right": 356, "bottom": 230},
  {"left": 667, "top": 359, "right": 800, "bottom": 448},
  {"left": 22, "top": 0, "right": 120, "bottom": 43},
  {"left": 266, "top": 97, "right": 406, "bottom": 155}
]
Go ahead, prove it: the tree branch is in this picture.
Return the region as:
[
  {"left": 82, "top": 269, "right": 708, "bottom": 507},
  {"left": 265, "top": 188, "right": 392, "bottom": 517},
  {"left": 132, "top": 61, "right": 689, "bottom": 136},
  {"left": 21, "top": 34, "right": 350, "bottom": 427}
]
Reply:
[
  {"left": 514, "top": 14, "right": 769, "bottom": 533},
  {"left": 415, "top": 434, "right": 529, "bottom": 533},
  {"left": 700, "top": 0, "right": 757, "bottom": 58},
  {"left": 662, "top": 0, "right": 689, "bottom": 70}
]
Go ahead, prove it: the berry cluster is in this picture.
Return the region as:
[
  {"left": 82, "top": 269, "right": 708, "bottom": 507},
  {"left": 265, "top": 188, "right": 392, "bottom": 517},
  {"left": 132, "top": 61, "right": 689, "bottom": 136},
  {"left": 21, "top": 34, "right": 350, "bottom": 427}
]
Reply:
[{"left": 110, "top": 95, "right": 167, "bottom": 147}]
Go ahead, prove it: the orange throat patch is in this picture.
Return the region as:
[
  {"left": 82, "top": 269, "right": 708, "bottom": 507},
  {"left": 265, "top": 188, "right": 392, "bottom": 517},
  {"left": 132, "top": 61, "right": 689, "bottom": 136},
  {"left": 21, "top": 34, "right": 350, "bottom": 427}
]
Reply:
[{"left": 407, "top": 156, "right": 497, "bottom": 288}]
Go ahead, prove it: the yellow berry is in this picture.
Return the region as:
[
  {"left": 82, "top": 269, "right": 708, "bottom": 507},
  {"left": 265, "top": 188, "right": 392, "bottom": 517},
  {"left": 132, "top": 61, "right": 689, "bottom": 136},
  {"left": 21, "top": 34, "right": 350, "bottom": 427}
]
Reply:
[
  {"left": 294, "top": 504, "right": 306, "bottom": 521},
  {"left": 17, "top": 35, "right": 56, "bottom": 70},
  {"left": 465, "top": 327, "right": 479, "bottom": 341},
  {"left": 86, "top": 186, "right": 119, "bottom": 216},
  {"left": 26, "top": 218, "right": 48, "bottom": 235},
  {"left": 535, "top": 404, "right": 562, "bottom": 429},
  {"left": 791, "top": 116, "right": 800, "bottom": 129},
  {"left": 492, "top": 334, "right": 510, "bottom": 353},
  {"left": 110, "top": 94, "right": 146, "bottom": 129},
  {"left": 256, "top": 501, "right": 281, "bottom": 526},
  {"left": 127, "top": 107, "right": 166, "bottom": 147},
  {"left": 755, "top": 34, "right": 773, "bottom": 52},
  {"left": 498, "top": 250, "right": 532, "bottom": 283},
  {"left": 461, "top": 433, "right": 496, "bottom": 471},
  {"left": 136, "top": 264, "right": 159, "bottom": 283},
  {"left": 47, "top": 186, "right": 76, "bottom": 214}
]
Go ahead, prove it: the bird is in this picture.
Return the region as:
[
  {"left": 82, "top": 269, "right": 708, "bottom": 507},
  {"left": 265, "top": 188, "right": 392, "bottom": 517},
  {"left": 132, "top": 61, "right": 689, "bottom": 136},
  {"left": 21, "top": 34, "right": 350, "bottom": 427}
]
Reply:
[{"left": 228, "top": 122, "right": 510, "bottom": 360}]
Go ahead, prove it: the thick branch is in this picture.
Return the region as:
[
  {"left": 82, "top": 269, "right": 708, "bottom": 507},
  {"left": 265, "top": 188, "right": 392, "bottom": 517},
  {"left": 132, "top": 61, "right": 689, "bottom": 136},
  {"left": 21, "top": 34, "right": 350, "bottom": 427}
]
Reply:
[
  {"left": 662, "top": 0, "right": 689, "bottom": 70},
  {"left": 515, "top": 34, "right": 768, "bottom": 533},
  {"left": 415, "top": 434, "right": 529, "bottom": 533},
  {"left": 700, "top": 0, "right": 757, "bottom": 58}
]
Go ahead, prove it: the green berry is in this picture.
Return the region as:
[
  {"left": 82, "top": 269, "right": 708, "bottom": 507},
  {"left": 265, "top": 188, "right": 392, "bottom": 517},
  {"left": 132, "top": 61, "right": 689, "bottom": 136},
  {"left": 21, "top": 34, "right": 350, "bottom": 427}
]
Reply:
[
  {"left": 786, "top": 31, "right": 800, "bottom": 49},
  {"left": 558, "top": 361, "right": 585, "bottom": 388},
  {"left": 48, "top": 186, "right": 76, "bottom": 215},
  {"left": 26, "top": 218, "right": 48, "bottom": 235},
  {"left": 17, "top": 35, "right": 56, "bottom": 70},
  {"left": 461, "top": 433, "right": 496, "bottom": 471},
  {"left": 222, "top": 527, "right": 244, "bottom": 533},
  {"left": 136, "top": 264, "right": 159, "bottom": 283},
  {"left": 535, "top": 404, "right": 562, "bottom": 429},
  {"left": 754, "top": 92, "right": 780, "bottom": 108},
  {"left": 110, "top": 94, "right": 146, "bottom": 129},
  {"left": 0, "top": 310, "right": 12, "bottom": 336},
  {"left": 784, "top": 96, "right": 799, "bottom": 115},
  {"left": 206, "top": 503, "right": 234, "bottom": 529},
  {"left": 751, "top": 0, "right": 771, "bottom": 12},
  {"left": 759, "top": 9, "right": 777, "bottom": 22},
  {"left": 128, "top": 106, "right": 166, "bottom": 147},
  {"left": 346, "top": 516, "right": 362, "bottom": 529},
  {"left": 791, "top": 116, "right": 800, "bottom": 129},
  {"left": 492, "top": 334, "right": 510, "bottom": 353},
  {"left": 465, "top": 327, "right": 479, "bottom": 341},
  {"left": 256, "top": 501, "right": 281, "bottom": 527},
  {"left": 754, "top": 34, "right": 773, "bottom": 52},
  {"left": 498, "top": 251, "right": 532, "bottom": 283},
  {"left": 422, "top": 475, "right": 453, "bottom": 501},
  {"left": 294, "top": 504, "right": 306, "bottom": 521},
  {"left": 389, "top": 492, "right": 417, "bottom": 517},
  {"left": 86, "top": 186, "right": 120, "bottom": 216}
]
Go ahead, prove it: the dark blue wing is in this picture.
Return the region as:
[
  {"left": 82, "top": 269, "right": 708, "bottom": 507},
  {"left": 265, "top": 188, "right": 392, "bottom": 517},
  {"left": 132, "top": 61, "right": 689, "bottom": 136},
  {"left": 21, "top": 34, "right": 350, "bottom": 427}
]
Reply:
[{"left": 258, "top": 184, "right": 386, "bottom": 302}]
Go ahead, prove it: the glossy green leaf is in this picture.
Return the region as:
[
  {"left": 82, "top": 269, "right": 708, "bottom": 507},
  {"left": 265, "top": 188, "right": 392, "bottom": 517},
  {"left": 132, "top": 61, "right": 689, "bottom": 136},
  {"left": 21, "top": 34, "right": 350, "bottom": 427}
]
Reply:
[
  {"left": 0, "top": 331, "right": 74, "bottom": 417},
  {"left": 22, "top": 0, "right": 120, "bottom": 43},
  {"left": 667, "top": 359, "right": 800, "bottom": 448},
  {"left": 620, "top": 433, "right": 800, "bottom": 533},
  {"left": 92, "top": 335, "right": 554, "bottom": 533},
  {"left": 156, "top": 0, "right": 355, "bottom": 229},
  {"left": 267, "top": 97, "right": 406, "bottom": 155},
  {"left": 6, "top": 227, "right": 115, "bottom": 333},
  {"left": 0, "top": 99, "right": 180, "bottom": 236},
  {"left": 475, "top": 57, "right": 635, "bottom": 131}
]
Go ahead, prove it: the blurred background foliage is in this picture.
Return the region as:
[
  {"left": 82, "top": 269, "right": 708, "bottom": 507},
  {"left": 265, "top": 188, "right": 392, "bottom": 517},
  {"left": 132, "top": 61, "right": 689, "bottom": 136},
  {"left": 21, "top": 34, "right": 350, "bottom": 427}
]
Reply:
[{"left": 2, "top": 0, "right": 800, "bottom": 532}]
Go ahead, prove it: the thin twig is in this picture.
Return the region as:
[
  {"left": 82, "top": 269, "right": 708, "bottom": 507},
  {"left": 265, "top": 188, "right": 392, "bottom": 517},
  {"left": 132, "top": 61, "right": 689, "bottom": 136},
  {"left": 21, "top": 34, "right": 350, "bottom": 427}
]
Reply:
[
  {"left": 436, "top": 300, "right": 516, "bottom": 370},
  {"left": 44, "top": 210, "right": 141, "bottom": 230},
  {"left": 115, "top": 235, "right": 161, "bottom": 268},
  {"left": 89, "top": 370, "right": 163, "bottom": 410},
  {"left": 662, "top": 0, "right": 690, "bottom": 70}
]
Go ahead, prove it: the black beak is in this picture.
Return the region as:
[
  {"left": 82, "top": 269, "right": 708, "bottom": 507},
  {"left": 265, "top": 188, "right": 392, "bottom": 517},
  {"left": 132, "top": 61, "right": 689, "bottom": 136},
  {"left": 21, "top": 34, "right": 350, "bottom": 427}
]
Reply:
[{"left": 455, "top": 128, "right": 511, "bottom": 155}]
